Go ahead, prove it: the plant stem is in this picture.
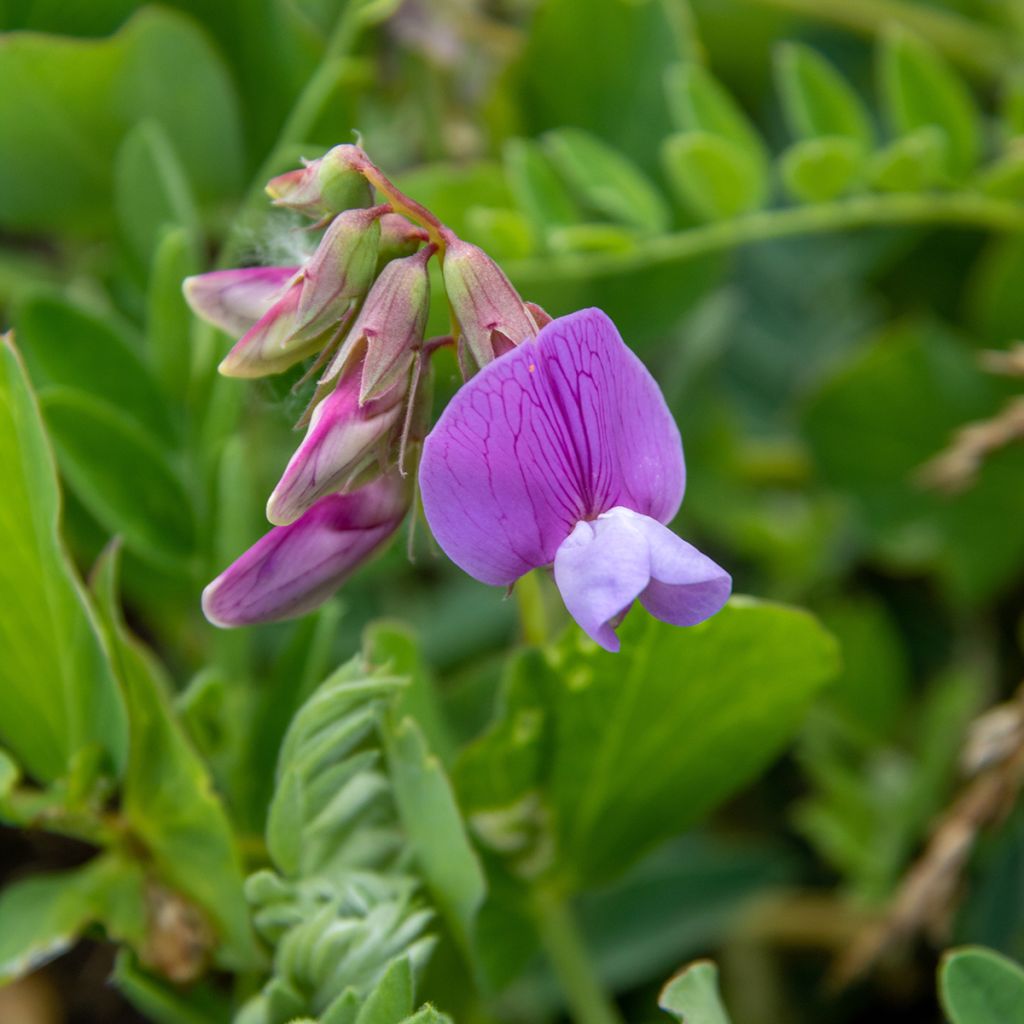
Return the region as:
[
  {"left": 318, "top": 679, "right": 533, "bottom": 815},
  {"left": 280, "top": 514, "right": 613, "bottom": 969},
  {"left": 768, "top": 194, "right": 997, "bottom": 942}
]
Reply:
[
  {"left": 515, "top": 570, "right": 550, "bottom": 647},
  {"left": 531, "top": 883, "right": 624, "bottom": 1024},
  {"left": 743, "top": 0, "right": 1015, "bottom": 78},
  {"left": 505, "top": 192, "right": 1024, "bottom": 285}
]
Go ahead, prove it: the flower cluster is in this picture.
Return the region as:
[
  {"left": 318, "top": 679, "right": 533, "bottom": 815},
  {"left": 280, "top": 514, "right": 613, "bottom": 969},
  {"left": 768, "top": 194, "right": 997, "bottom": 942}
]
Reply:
[{"left": 188, "top": 145, "right": 729, "bottom": 650}]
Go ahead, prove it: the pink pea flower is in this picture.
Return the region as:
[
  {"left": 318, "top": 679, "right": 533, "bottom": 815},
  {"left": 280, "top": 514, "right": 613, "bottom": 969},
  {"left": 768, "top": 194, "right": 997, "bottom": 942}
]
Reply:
[{"left": 418, "top": 308, "right": 731, "bottom": 652}]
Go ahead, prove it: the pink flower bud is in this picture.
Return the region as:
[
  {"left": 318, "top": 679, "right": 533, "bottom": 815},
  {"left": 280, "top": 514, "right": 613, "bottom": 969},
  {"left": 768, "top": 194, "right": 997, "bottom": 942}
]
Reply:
[
  {"left": 265, "top": 144, "right": 373, "bottom": 219},
  {"left": 202, "top": 474, "right": 409, "bottom": 627},
  {"left": 292, "top": 205, "right": 388, "bottom": 342},
  {"left": 183, "top": 266, "right": 299, "bottom": 336},
  {"left": 442, "top": 236, "right": 540, "bottom": 371},
  {"left": 266, "top": 358, "right": 406, "bottom": 525},
  {"left": 218, "top": 280, "right": 325, "bottom": 379},
  {"left": 327, "top": 245, "right": 434, "bottom": 404},
  {"left": 377, "top": 213, "right": 429, "bottom": 267}
]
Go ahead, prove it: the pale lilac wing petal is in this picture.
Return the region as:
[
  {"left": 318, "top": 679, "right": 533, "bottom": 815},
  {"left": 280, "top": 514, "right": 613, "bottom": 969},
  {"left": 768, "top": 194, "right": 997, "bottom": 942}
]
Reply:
[
  {"left": 552, "top": 514, "right": 651, "bottom": 652},
  {"left": 631, "top": 513, "right": 732, "bottom": 626},
  {"left": 184, "top": 267, "right": 299, "bottom": 335},
  {"left": 203, "top": 477, "right": 407, "bottom": 626},
  {"left": 419, "top": 307, "right": 685, "bottom": 586}
]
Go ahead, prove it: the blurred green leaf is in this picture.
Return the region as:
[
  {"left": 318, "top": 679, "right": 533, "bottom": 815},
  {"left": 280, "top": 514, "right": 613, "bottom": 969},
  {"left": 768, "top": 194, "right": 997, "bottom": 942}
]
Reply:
[
  {"left": 868, "top": 127, "right": 948, "bottom": 192},
  {"left": 543, "top": 128, "right": 671, "bottom": 233},
  {"left": 385, "top": 716, "right": 486, "bottom": 953},
  {"left": 0, "top": 337, "right": 127, "bottom": 782},
  {"left": 0, "top": 7, "right": 243, "bottom": 233},
  {"left": 659, "top": 960, "right": 732, "bottom": 1023},
  {"left": 16, "top": 292, "right": 176, "bottom": 443},
  {"left": 550, "top": 599, "right": 837, "bottom": 885},
  {"left": 112, "top": 949, "right": 230, "bottom": 1024},
  {"left": 464, "top": 207, "right": 535, "bottom": 261},
  {"left": 354, "top": 955, "right": 413, "bottom": 1024},
  {"left": 774, "top": 43, "right": 873, "bottom": 148},
  {"left": 115, "top": 119, "right": 201, "bottom": 267},
  {"left": 90, "top": 544, "right": 259, "bottom": 969},
  {"left": 780, "top": 136, "right": 863, "bottom": 203},
  {"left": 879, "top": 27, "right": 979, "bottom": 179},
  {"left": 663, "top": 131, "right": 765, "bottom": 220},
  {"left": 503, "top": 138, "right": 581, "bottom": 239},
  {"left": 0, "top": 855, "right": 145, "bottom": 985},
  {"left": 665, "top": 63, "right": 769, "bottom": 185},
  {"left": 939, "top": 946, "right": 1024, "bottom": 1024},
  {"left": 975, "top": 152, "right": 1024, "bottom": 200},
  {"left": 39, "top": 387, "right": 195, "bottom": 567}
]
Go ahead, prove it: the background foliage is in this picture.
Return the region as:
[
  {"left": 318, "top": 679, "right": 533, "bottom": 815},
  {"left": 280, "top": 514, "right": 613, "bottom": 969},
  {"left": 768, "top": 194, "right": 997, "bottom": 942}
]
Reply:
[{"left": 0, "top": 1, "right": 1022, "bottom": 1022}]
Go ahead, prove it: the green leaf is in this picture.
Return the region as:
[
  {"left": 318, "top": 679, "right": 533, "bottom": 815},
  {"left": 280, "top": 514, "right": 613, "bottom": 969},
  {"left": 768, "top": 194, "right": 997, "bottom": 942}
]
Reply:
[
  {"left": 662, "top": 131, "right": 765, "bottom": 220},
  {"left": 780, "top": 137, "right": 864, "bottom": 203},
  {"left": 548, "top": 599, "right": 837, "bottom": 884},
  {"left": 774, "top": 43, "right": 873, "bottom": 148},
  {"left": 0, "top": 855, "right": 146, "bottom": 985},
  {"left": 543, "top": 128, "right": 671, "bottom": 233},
  {"left": 0, "top": 7, "right": 243, "bottom": 233},
  {"left": 879, "top": 26, "right": 979, "bottom": 180},
  {"left": 15, "top": 292, "right": 176, "bottom": 443},
  {"left": 147, "top": 226, "right": 202, "bottom": 404},
  {"left": 354, "top": 955, "right": 413, "bottom": 1024},
  {"left": 385, "top": 716, "right": 486, "bottom": 953},
  {"left": 115, "top": 119, "right": 201, "bottom": 267},
  {"left": 39, "top": 387, "right": 195, "bottom": 567},
  {"left": 400, "top": 1008, "right": 451, "bottom": 1024},
  {"left": 868, "top": 127, "right": 947, "bottom": 192},
  {"left": 464, "top": 207, "right": 535, "bottom": 261},
  {"left": 112, "top": 949, "right": 230, "bottom": 1024},
  {"left": 547, "top": 224, "right": 640, "bottom": 255},
  {"left": 659, "top": 960, "right": 733, "bottom": 1023},
  {"left": 975, "top": 152, "right": 1024, "bottom": 200},
  {"left": 0, "top": 337, "right": 127, "bottom": 782},
  {"left": 267, "top": 764, "right": 305, "bottom": 877},
  {"left": 939, "top": 946, "right": 1024, "bottom": 1024},
  {"left": 664, "top": 63, "right": 769, "bottom": 184},
  {"left": 90, "top": 544, "right": 259, "bottom": 969},
  {"left": 503, "top": 137, "right": 581, "bottom": 237}
]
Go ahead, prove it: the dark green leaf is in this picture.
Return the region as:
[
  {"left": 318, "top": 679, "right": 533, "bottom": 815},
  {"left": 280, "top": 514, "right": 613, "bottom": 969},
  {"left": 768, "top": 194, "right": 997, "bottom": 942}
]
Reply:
[
  {"left": 112, "top": 949, "right": 230, "bottom": 1024},
  {"left": 0, "top": 337, "right": 127, "bottom": 782}
]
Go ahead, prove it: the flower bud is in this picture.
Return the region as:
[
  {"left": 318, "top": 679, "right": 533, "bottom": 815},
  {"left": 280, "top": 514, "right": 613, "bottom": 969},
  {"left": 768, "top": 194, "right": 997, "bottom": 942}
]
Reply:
[
  {"left": 203, "top": 474, "right": 409, "bottom": 627},
  {"left": 292, "top": 205, "right": 388, "bottom": 343},
  {"left": 218, "top": 280, "right": 325, "bottom": 379},
  {"left": 377, "top": 213, "right": 429, "bottom": 268},
  {"left": 266, "top": 358, "right": 406, "bottom": 525},
  {"left": 328, "top": 244, "right": 434, "bottom": 404},
  {"left": 442, "top": 236, "right": 540, "bottom": 370},
  {"left": 183, "top": 266, "right": 299, "bottom": 336},
  {"left": 265, "top": 144, "right": 373, "bottom": 219}
]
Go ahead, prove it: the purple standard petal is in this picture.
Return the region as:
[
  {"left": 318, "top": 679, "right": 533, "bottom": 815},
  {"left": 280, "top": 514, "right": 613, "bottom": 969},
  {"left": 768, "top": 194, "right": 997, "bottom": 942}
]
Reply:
[
  {"left": 419, "top": 308, "right": 685, "bottom": 586},
  {"left": 553, "top": 507, "right": 731, "bottom": 652},
  {"left": 184, "top": 266, "right": 299, "bottom": 336},
  {"left": 203, "top": 475, "right": 409, "bottom": 627},
  {"left": 266, "top": 358, "right": 405, "bottom": 525}
]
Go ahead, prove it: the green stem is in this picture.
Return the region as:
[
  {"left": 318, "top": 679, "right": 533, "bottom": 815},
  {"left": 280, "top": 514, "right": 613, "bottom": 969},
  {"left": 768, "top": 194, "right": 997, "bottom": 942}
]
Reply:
[
  {"left": 505, "top": 192, "right": 1024, "bottom": 285},
  {"left": 531, "top": 883, "right": 624, "bottom": 1024},
  {"left": 743, "top": 0, "right": 1015, "bottom": 78},
  {"left": 515, "top": 570, "right": 550, "bottom": 647}
]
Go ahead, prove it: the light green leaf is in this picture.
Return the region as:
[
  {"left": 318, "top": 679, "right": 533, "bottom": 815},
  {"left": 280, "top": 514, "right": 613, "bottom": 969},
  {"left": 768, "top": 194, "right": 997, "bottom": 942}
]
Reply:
[
  {"left": 39, "top": 387, "right": 195, "bottom": 567},
  {"left": 267, "top": 764, "right": 305, "bottom": 877},
  {"left": 549, "top": 599, "right": 837, "bottom": 884},
  {"left": 868, "top": 127, "right": 947, "bottom": 192},
  {"left": 503, "top": 138, "right": 581, "bottom": 237},
  {"left": 975, "top": 152, "right": 1024, "bottom": 200},
  {"left": 385, "top": 717, "right": 486, "bottom": 952},
  {"left": 879, "top": 26, "right": 979, "bottom": 179},
  {"left": 662, "top": 131, "right": 765, "bottom": 220},
  {"left": 115, "top": 119, "right": 201, "bottom": 267},
  {"left": 0, "top": 7, "right": 243, "bottom": 233},
  {"left": 0, "top": 855, "right": 145, "bottom": 985},
  {"left": 543, "top": 128, "right": 670, "bottom": 234},
  {"left": 400, "top": 1008, "right": 451, "bottom": 1024},
  {"left": 664, "top": 63, "right": 769, "bottom": 183},
  {"left": 774, "top": 43, "right": 873, "bottom": 148},
  {"left": 355, "top": 955, "right": 413, "bottom": 1024},
  {"left": 547, "top": 224, "right": 639, "bottom": 255},
  {"left": 780, "top": 137, "right": 863, "bottom": 203},
  {"left": 90, "top": 545, "right": 259, "bottom": 969},
  {"left": 0, "top": 337, "right": 127, "bottom": 782},
  {"left": 464, "top": 207, "right": 535, "bottom": 261},
  {"left": 659, "top": 960, "right": 733, "bottom": 1023},
  {"left": 939, "top": 946, "right": 1024, "bottom": 1024},
  {"left": 15, "top": 291, "right": 177, "bottom": 443}
]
